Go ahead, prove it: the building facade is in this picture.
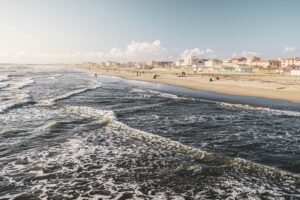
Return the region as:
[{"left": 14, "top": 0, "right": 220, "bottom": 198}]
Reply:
[
  {"left": 184, "top": 55, "right": 199, "bottom": 67},
  {"left": 280, "top": 57, "right": 300, "bottom": 68},
  {"left": 252, "top": 60, "right": 281, "bottom": 68},
  {"left": 204, "top": 59, "right": 223, "bottom": 67},
  {"left": 151, "top": 61, "right": 173, "bottom": 68}
]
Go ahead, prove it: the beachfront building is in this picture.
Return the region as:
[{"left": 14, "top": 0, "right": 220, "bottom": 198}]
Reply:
[
  {"left": 231, "top": 57, "right": 247, "bottom": 64},
  {"left": 247, "top": 57, "right": 261, "bottom": 66},
  {"left": 103, "top": 61, "right": 122, "bottom": 67},
  {"left": 222, "top": 57, "right": 249, "bottom": 68},
  {"left": 291, "top": 70, "right": 300, "bottom": 76},
  {"left": 252, "top": 60, "right": 281, "bottom": 69},
  {"left": 151, "top": 61, "right": 173, "bottom": 68},
  {"left": 237, "top": 66, "right": 253, "bottom": 73},
  {"left": 198, "top": 59, "right": 208, "bottom": 66},
  {"left": 204, "top": 59, "right": 223, "bottom": 67},
  {"left": 280, "top": 57, "right": 300, "bottom": 68},
  {"left": 175, "top": 60, "right": 185, "bottom": 67},
  {"left": 218, "top": 66, "right": 237, "bottom": 73},
  {"left": 184, "top": 55, "right": 199, "bottom": 67},
  {"left": 222, "top": 59, "right": 240, "bottom": 68},
  {"left": 127, "top": 61, "right": 147, "bottom": 69}
]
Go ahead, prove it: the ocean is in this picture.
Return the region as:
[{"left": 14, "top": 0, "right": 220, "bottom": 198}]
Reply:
[{"left": 0, "top": 65, "right": 299, "bottom": 199}]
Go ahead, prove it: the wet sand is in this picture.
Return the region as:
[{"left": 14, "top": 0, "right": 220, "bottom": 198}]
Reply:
[{"left": 80, "top": 66, "right": 300, "bottom": 104}]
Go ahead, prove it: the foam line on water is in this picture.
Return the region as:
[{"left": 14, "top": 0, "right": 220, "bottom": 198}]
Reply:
[
  {"left": 64, "top": 105, "right": 300, "bottom": 182},
  {"left": 39, "top": 82, "right": 101, "bottom": 106},
  {"left": 219, "top": 102, "right": 300, "bottom": 116},
  {"left": 131, "top": 88, "right": 194, "bottom": 100},
  {"left": 11, "top": 78, "right": 35, "bottom": 90},
  {"left": 0, "top": 75, "right": 10, "bottom": 82},
  {"left": 0, "top": 91, "right": 34, "bottom": 114},
  {"left": 109, "top": 119, "right": 299, "bottom": 182},
  {"left": 0, "top": 100, "right": 36, "bottom": 114}
]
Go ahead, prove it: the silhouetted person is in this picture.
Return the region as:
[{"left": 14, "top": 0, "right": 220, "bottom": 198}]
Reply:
[
  {"left": 216, "top": 76, "right": 220, "bottom": 80},
  {"left": 210, "top": 78, "right": 213, "bottom": 82}
]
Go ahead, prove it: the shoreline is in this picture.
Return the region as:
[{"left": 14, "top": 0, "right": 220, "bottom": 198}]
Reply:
[{"left": 79, "top": 66, "right": 300, "bottom": 104}]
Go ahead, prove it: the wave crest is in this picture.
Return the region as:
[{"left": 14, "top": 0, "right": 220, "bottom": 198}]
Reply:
[
  {"left": 219, "top": 102, "right": 300, "bottom": 117},
  {"left": 64, "top": 105, "right": 300, "bottom": 183}
]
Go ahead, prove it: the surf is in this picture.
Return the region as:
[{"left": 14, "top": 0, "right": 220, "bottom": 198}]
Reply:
[{"left": 62, "top": 105, "right": 300, "bottom": 183}]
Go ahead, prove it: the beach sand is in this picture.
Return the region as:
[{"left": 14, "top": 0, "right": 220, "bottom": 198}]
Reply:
[{"left": 80, "top": 66, "right": 300, "bottom": 104}]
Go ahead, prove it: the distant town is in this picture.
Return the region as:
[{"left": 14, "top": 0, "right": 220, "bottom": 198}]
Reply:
[{"left": 80, "top": 56, "right": 300, "bottom": 76}]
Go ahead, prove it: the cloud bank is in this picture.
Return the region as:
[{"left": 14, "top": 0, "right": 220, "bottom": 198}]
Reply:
[
  {"left": 0, "top": 40, "right": 176, "bottom": 63},
  {"left": 180, "top": 48, "right": 215, "bottom": 59},
  {"left": 284, "top": 47, "right": 296, "bottom": 52},
  {"left": 232, "top": 51, "right": 262, "bottom": 58}
]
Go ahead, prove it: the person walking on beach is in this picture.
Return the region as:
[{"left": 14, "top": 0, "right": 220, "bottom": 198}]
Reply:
[{"left": 153, "top": 74, "right": 159, "bottom": 79}]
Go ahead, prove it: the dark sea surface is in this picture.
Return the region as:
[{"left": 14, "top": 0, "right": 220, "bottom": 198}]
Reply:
[{"left": 0, "top": 65, "right": 300, "bottom": 199}]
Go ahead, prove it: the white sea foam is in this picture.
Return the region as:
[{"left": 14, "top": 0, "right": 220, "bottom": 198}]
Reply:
[
  {"left": 12, "top": 78, "right": 35, "bottom": 89},
  {"left": 0, "top": 82, "right": 9, "bottom": 89},
  {"left": 0, "top": 91, "right": 33, "bottom": 114},
  {"left": 0, "top": 75, "right": 9, "bottom": 82},
  {"left": 131, "top": 88, "right": 193, "bottom": 100},
  {"left": 61, "top": 105, "right": 298, "bottom": 182},
  {"left": 39, "top": 82, "right": 101, "bottom": 106},
  {"left": 0, "top": 101, "right": 32, "bottom": 114},
  {"left": 1, "top": 103, "right": 298, "bottom": 199},
  {"left": 0, "top": 70, "right": 38, "bottom": 114},
  {"left": 219, "top": 102, "right": 300, "bottom": 117}
]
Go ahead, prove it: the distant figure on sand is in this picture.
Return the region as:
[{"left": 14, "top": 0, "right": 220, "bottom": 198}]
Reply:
[
  {"left": 153, "top": 74, "right": 159, "bottom": 79},
  {"left": 182, "top": 72, "right": 186, "bottom": 76},
  {"left": 216, "top": 76, "right": 220, "bottom": 80},
  {"left": 210, "top": 78, "right": 213, "bottom": 82}
]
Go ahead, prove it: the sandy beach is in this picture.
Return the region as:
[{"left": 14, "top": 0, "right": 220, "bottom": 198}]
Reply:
[{"left": 80, "top": 66, "right": 300, "bottom": 104}]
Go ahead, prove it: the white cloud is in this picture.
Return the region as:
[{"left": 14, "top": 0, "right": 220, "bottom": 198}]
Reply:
[
  {"left": 0, "top": 40, "right": 176, "bottom": 63},
  {"left": 109, "top": 40, "right": 170, "bottom": 60},
  {"left": 180, "top": 48, "right": 215, "bottom": 59},
  {"left": 206, "top": 49, "right": 214, "bottom": 54},
  {"left": 240, "top": 51, "right": 261, "bottom": 57},
  {"left": 284, "top": 47, "right": 296, "bottom": 52},
  {"left": 231, "top": 51, "right": 261, "bottom": 58}
]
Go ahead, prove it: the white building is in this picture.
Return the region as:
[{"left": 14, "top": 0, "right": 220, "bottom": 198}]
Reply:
[
  {"left": 280, "top": 57, "right": 300, "bottom": 68},
  {"left": 291, "top": 70, "right": 300, "bottom": 76},
  {"left": 184, "top": 55, "right": 199, "bottom": 67},
  {"left": 204, "top": 59, "right": 223, "bottom": 67},
  {"left": 175, "top": 60, "right": 185, "bottom": 67}
]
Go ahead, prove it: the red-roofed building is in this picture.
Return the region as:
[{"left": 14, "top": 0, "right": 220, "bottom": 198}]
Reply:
[
  {"left": 252, "top": 60, "right": 281, "bottom": 69},
  {"left": 280, "top": 57, "right": 300, "bottom": 68}
]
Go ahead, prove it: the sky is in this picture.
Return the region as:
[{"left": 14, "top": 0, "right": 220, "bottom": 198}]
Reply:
[{"left": 0, "top": 0, "right": 299, "bottom": 63}]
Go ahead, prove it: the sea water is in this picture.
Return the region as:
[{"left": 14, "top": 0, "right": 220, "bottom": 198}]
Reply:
[{"left": 0, "top": 65, "right": 299, "bottom": 199}]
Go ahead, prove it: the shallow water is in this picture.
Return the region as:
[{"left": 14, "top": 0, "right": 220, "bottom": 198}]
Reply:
[{"left": 0, "top": 65, "right": 299, "bottom": 199}]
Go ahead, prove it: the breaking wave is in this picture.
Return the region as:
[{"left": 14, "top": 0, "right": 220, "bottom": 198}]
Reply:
[
  {"left": 131, "top": 88, "right": 193, "bottom": 100},
  {"left": 40, "top": 83, "right": 101, "bottom": 106},
  {"left": 0, "top": 75, "right": 10, "bottom": 82},
  {"left": 219, "top": 102, "right": 300, "bottom": 117},
  {"left": 0, "top": 100, "right": 36, "bottom": 114},
  {"left": 65, "top": 105, "right": 300, "bottom": 183},
  {"left": 0, "top": 92, "right": 35, "bottom": 114},
  {"left": 11, "top": 78, "right": 35, "bottom": 90}
]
